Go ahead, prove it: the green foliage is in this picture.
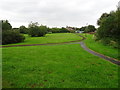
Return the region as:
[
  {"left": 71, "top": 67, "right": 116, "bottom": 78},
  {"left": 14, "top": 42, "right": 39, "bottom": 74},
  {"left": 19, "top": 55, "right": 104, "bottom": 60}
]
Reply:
[
  {"left": 80, "top": 26, "right": 86, "bottom": 31},
  {"left": 51, "top": 27, "right": 61, "bottom": 33},
  {"left": 38, "top": 25, "right": 48, "bottom": 36},
  {"left": 97, "top": 13, "right": 110, "bottom": 25},
  {"left": 60, "top": 27, "right": 70, "bottom": 33},
  {"left": 51, "top": 27, "right": 70, "bottom": 33},
  {"left": 69, "top": 30, "right": 75, "bottom": 33},
  {"left": 2, "top": 30, "right": 25, "bottom": 45},
  {"left": 78, "top": 25, "right": 96, "bottom": 33},
  {"left": 19, "top": 25, "right": 28, "bottom": 34},
  {"left": 2, "top": 20, "right": 12, "bottom": 31},
  {"left": 84, "top": 25, "right": 96, "bottom": 33},
  {"left": 96, "top": 9, "right": 120, "bottom": 48},
  {"left": 12, "top": 28, "right": 19, "bottom": 31},
  {"left": 2, "top": 20, "right": 25, "bottom": 45},
  {"left": 28, "top": 22, "right": 48, "bottom": 37},
  {"left": 28, "top": 22, "right": 39, "bottom": 28}
]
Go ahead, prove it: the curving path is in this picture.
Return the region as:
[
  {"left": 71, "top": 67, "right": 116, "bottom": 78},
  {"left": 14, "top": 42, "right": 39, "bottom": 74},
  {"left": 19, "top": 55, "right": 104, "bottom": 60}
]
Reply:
[
  {"left": 78, "top": 34, "right": 120, "bottom": 66},
  {"left": 79, "top": 41, "right": 120, "bottom": 66},
  {"left": 1, "top": 34, "right": 120, "bottom": 65}
]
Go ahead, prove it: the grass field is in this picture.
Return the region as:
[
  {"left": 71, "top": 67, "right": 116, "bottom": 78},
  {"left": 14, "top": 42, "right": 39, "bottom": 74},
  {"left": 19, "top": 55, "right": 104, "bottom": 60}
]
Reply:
[
  {"left": 79, "top": 33, "right": 119, "bottom": 60},
  {"left": 2, "top": 44, "right": 118, "bottom": 88},
  {"left": 3, "top": 33, "right": 82, "bottom": 46},
  {"left": 2, "top": 33, "right": 119, "bottom": 88}
]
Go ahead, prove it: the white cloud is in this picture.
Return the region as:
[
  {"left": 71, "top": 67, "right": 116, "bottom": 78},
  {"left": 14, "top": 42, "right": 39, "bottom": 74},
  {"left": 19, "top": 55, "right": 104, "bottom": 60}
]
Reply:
[{"left": 0, "top": 0, "right": 119, "bottom": 28}]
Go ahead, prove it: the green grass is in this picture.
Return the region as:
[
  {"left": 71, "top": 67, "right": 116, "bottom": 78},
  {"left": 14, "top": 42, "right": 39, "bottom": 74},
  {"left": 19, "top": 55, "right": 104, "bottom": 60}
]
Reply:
[
  {"left": 3, "top": 33, "right": 82, "bottom": 46},
  {"left": 2, "top": 44, "right": 118, "bottom": 88},
  {"left": 79, "top": 33, "right": 119, "bottom": 60}
]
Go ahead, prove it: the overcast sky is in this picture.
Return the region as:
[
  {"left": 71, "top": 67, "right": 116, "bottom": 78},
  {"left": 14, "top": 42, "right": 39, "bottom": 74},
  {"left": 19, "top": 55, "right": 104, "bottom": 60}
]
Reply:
[{"left": 0, "top": 0, "right": 119, "bottom": 28}]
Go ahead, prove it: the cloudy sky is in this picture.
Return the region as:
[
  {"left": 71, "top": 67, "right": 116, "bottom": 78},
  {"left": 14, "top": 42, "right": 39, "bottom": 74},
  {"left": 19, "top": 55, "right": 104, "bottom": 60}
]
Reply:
[{"left": 0, "top": 0, "right": 119, "bottom": 28}]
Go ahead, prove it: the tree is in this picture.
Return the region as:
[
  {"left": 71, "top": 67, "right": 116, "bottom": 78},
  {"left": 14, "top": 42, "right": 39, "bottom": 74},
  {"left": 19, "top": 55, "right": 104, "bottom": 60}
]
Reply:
[
  {"left": 84, "top": 25, "right": 96, "bottom": 33},
  {"left": 28, "top": 22, "right": 48, "bottom": 37},
  {"left": 28, "top": 22, "right": 39, "bottom": 28},
  {"left": 38, "top": 25, "right": 48, "bottom": 36},
  {"left": 96, "top": 8, "right": 120, "bottom": 48},
  {"left": 2, "top": 20, "right": 25, "bottom": 45},
  {"left": 51, "top": 27, "right": 61, "bottom": 33},
  {"left": 2, "top": 20, "right": 12, "bottom": 31},
  {"left": 19, "top": 25, "right": 28, "bottom": 34},
  {"left": 60, "top": 27, "right": 70, "bottom": 33},
  {"left": 80, "top": 26, "right": 86, "bottom": 31},
  {"left": 97, "top": 13, "right": 110, "bottom": 26}
]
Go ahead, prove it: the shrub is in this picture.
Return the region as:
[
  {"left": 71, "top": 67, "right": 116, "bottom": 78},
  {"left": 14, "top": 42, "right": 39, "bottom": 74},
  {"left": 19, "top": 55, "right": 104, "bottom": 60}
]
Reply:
[
  {"left": 51, "top": 27, "right": 70, "bottom": 33},
  {"left": 60, "top": 27, "right": 70, "bottom": 33},
  {"left": 51, "top": 28, "right": 61, "bottom": 33},
  {"left": 2, "top": 30, "right": 25, "bottom": 45},
  {"left": 2, "top": 20, "right": 12, "bottom": 31},
  {"left": 28, "top": 25, "right": 47, "bottom": 37},
  {"left": 19, "top": 25, "right": 28, "bottom": 34},
  {"left": 84, "top": 25, "right": 96, "bottom": 33}
]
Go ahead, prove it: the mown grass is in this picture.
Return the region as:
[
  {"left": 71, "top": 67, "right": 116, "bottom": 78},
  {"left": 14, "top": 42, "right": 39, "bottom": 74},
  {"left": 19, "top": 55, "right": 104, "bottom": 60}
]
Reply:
[
  {"left": 2, "top": 44, "right": 118, "bottom": 88},
  {"left": 3, "top": 33, "right": 82, "bottom": 46},
  {"left": 79, "top": 33, "right": 119, "bottom": 60}
]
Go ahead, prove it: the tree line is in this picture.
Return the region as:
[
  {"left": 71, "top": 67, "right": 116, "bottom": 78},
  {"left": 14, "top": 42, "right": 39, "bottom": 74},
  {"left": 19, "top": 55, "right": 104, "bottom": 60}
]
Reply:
[{"left": 2, "top": 21, "right": 70, "bottom": 45}]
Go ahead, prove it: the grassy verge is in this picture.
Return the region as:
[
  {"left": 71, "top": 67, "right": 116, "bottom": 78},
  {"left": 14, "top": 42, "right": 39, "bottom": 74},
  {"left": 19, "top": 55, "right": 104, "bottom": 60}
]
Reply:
[
  {"left": 2, "top": 44, "right": 118, "bottom": 88},
  {"left": 3, "top": 33, "right": 82, "bottom": 46},
  {"left": 79, "top": 33, "right": 119, "bottom": 60}
]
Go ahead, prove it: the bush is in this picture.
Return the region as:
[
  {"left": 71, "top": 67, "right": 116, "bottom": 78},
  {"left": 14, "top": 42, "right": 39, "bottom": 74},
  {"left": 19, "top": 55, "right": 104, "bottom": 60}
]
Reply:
[
  {"left": 84, "top": 25, "right": 96, "bottom": 33},
  {"left": 51, "top": 27, "right": 70, "bottom": 33},
  {"left": 2, "top": 20, "right": 12, "bottom": 31},
  {"left": 51, "top": 28, "right": 61, "bottom": 33},
  {"left": 19, "top": 25, "right": 28, "bottom": 34},
  {"left": 28, "top": 25, "right": 47, "bottom": 37},
  {"left": 2, "top": 30, "right": 25, "bottom": 45},
  {"left": 60, "top": 27, "right": 70, "bottom": 33}
]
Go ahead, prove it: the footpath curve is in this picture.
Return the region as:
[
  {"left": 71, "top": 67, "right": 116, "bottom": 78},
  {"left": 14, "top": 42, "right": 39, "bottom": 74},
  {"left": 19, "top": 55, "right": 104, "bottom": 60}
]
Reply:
[{"left": 78, "top": 34, "right": 120, "bottom": 66}]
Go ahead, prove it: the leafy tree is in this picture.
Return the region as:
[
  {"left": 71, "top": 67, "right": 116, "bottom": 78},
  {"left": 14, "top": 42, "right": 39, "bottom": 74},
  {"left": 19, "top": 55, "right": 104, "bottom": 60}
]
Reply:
[
  {"left": 80, "top": 26, "right": 86, "bottom": 31},
  {"left": 97, "top": 13, "right": 110, "bottom": 26},
  {"left": 51, "top": 27, "right": 70, "bottom": 33},
  {"left": 2, "top": 20, "right": 12, "bottom": 31},
  {"left": 51, "top": 28, "right": 61, "bottom": 33},
  {"left": 84, "top": 25, "right": 96, "bottom": 33},
  {"left": 19, "top": 25, "right": 28, "bottom": 34},
  {"left": 28, "top": 22, "right": 48, "bottom": 37},
  {"left": 60, "top": 27, "right": 70, "bottom": 33},
  {"left": 2, "top": 20, "right": 25, "bottom": 45},
  {"left": 96, "top": 8, "right": 120, "bottom": 48},
  {"left": 38, "top": 25, "right": 48, "bottom": 36},
  {"left": 28, "top": 22, "right": 39, "bottom": 28}
]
